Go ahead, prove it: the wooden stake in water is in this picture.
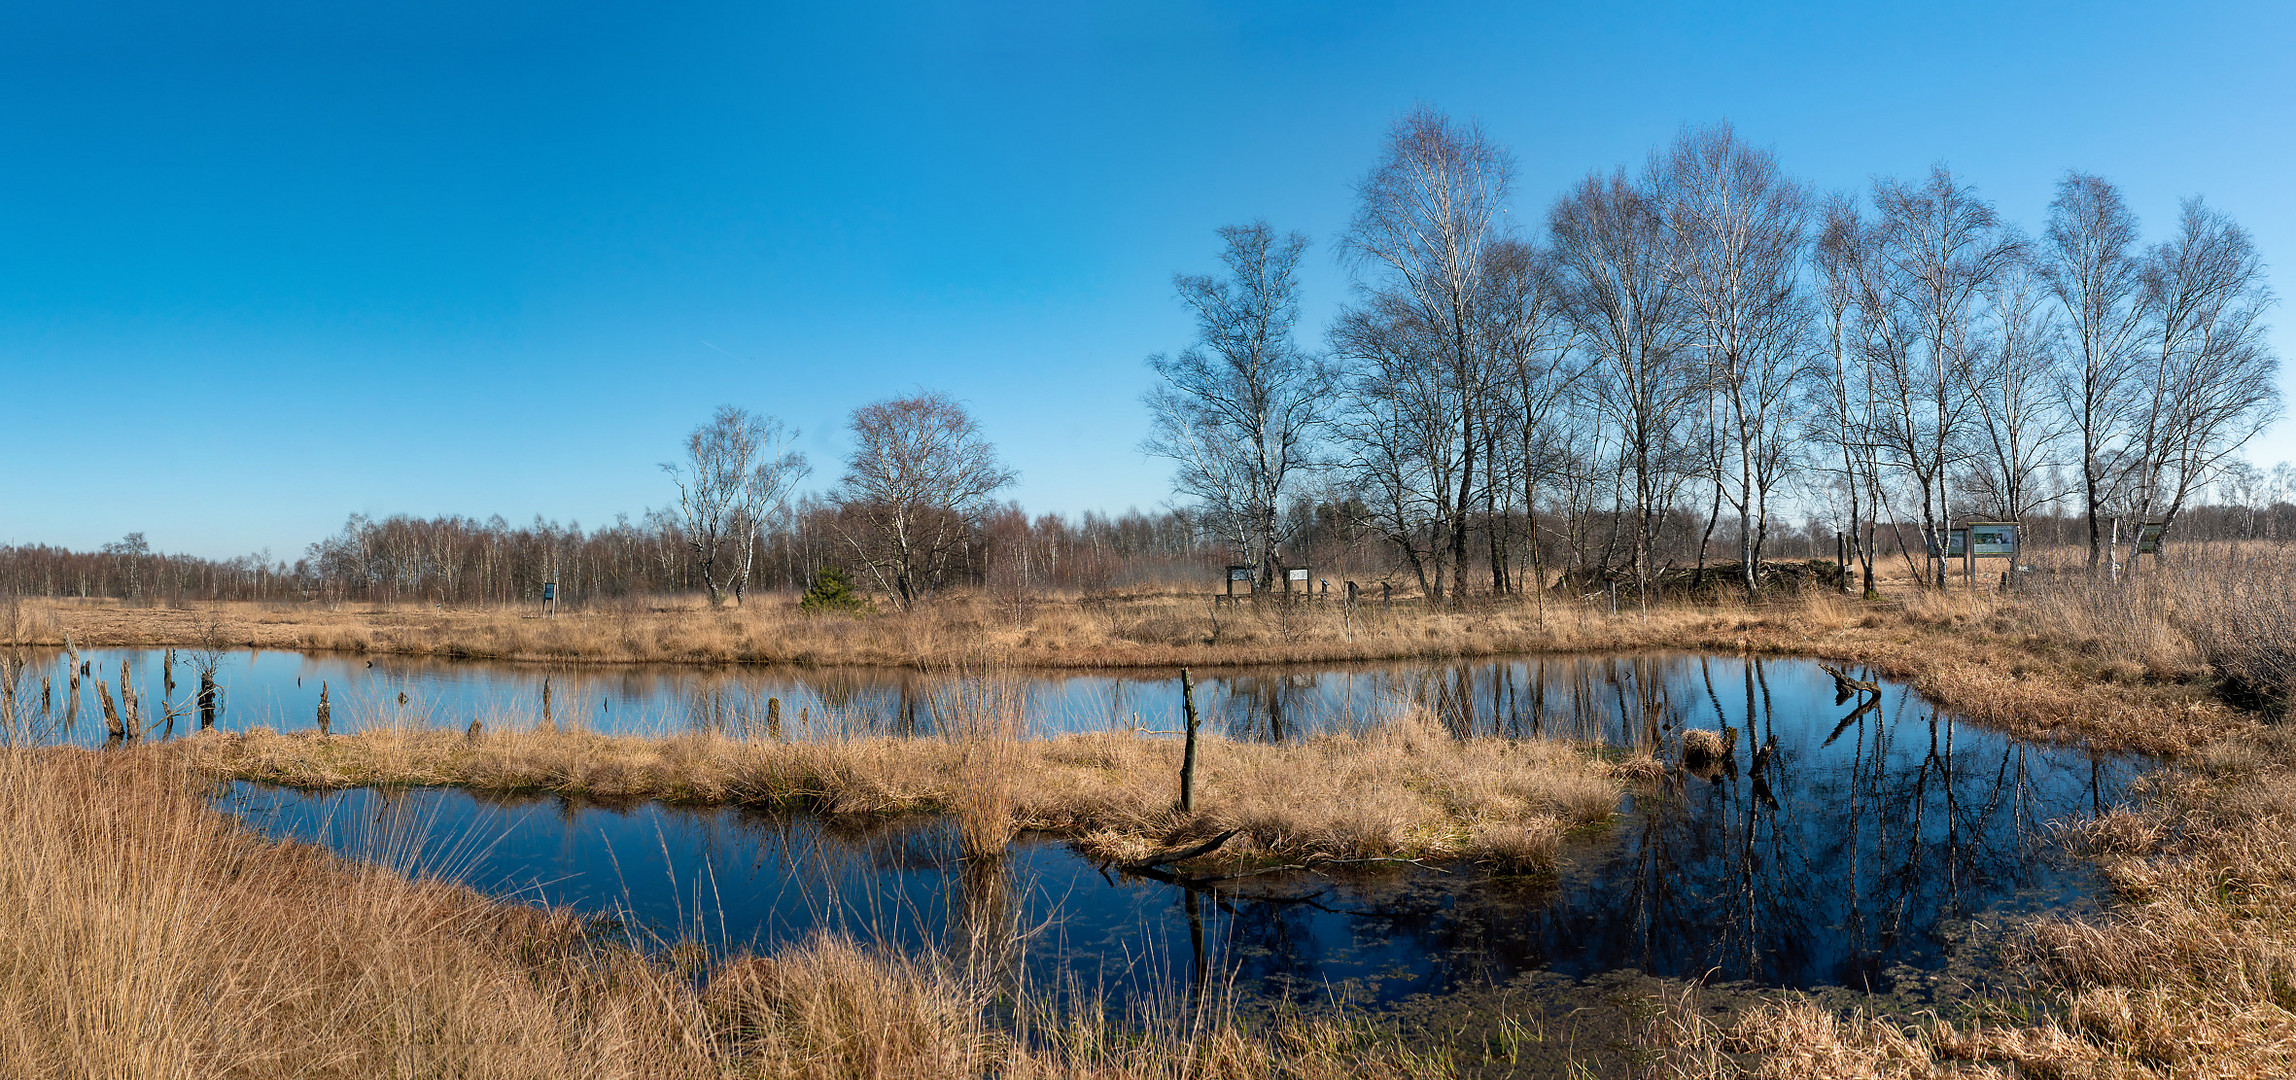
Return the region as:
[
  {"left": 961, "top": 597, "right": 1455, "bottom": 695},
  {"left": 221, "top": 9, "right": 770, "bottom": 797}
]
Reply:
[
  {"left": 96, "top": 680, "right": 124, "bottom": 741},
  {"left": 120, "top": 661, "right": 137, "bottom": 740},
  {"left": 1177, "top": 668, "right": 1200, "bottom": 814},
  {"left": 767, "top": 696, "right": 782, "bottom": 739},
  {"left": 542, "top": 677, "right": 555, "bottom": 731},
  {"left": 315, "top": 682, "right": 331, "bottom": 736}
]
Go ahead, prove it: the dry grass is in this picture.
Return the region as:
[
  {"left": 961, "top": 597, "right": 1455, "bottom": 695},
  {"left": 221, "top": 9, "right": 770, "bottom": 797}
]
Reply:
[
  {"left": 933, "top": 674, "right": 1028, "bottom": 861},
  {"left": 0, "top": 745, "right": 1451, "bottom": 1079},
  {"left": 170, "top": 706, "right": 1621, "bottom": 874}
]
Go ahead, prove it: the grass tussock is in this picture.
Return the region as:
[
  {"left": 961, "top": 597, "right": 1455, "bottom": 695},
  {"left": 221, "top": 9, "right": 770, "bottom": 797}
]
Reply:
[
  {"left": 172, "top": 707, "right": 1620, "bottom": 873},
  {"left": 0, "top": 745, "right": 1449, "bottom": 1079}
]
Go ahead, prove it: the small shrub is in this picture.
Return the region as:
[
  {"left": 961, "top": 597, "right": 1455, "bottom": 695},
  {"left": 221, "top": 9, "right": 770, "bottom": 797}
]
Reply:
[{"left": 798, "top": 568, "right": 870, "bottom": 615}]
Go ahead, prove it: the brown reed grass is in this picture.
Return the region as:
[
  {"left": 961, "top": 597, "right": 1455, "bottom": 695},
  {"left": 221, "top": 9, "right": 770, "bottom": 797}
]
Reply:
[
  {"left": 170, "top": 706, "right": 1621, "bottom": 873},
  {"left": 0, "top": 745, "right": 1448, "bottom": 1079},
  {"left": 931, "top": 673, "right": 1028, "bottom": 861}
]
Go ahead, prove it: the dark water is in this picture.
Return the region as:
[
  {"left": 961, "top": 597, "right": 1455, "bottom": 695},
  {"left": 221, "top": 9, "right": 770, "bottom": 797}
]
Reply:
[{"left": 213, "top": 653, "right": 2142, "bottom": 1003}]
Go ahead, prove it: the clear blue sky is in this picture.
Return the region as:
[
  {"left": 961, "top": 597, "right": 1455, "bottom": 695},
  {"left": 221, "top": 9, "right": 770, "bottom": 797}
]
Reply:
[{"left": 3, "top": 1, "right": 2292, "bottom": 560}]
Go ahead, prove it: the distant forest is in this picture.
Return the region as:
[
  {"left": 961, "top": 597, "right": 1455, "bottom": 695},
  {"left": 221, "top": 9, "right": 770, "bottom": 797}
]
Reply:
[{"left": 3, "top": 496, "right": 2293, "bottom": 609}]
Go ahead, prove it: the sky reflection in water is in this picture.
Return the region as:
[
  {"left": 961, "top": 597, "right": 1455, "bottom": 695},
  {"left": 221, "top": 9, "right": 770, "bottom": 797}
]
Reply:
[{"left": 196, "top": 652, "right": 2140, "bottom": 1003}]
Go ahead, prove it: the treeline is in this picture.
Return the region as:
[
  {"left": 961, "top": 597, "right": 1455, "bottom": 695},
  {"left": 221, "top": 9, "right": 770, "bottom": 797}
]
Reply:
[
  {"left": 1144, "top": 110, "right": 2285, "bottom": 599},
  {"left": 6, "top": 489, "right": 2294, "bottom": 609},
  {"left": 0, "top": 505, "right": 1237, "bottom": 607}
]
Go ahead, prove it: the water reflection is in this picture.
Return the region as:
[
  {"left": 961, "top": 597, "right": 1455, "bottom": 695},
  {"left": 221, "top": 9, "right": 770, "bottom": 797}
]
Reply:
[
  {"left": 217, "top": 653, "right": 2142, "bottom": 1001},
  {"left": 21, "top": 647, "right": 2056, "bottom": 759}
]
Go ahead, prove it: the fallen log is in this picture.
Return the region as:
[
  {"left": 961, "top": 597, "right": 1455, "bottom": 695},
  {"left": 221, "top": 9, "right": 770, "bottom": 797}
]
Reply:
[{"left": 1118, "top": 828, "right": 1240, "bottom": 872}]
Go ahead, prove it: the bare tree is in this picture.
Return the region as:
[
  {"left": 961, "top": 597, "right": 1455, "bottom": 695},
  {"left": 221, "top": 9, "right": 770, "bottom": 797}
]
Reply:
[
  {"left": 661, "top": 406, "right": 809, "bottom": 607},
  {"left": 1959, "top": 256, "right": 2070, "bottom": 523},
  {"left": 2041, "top": 172, "right": 2148, "bottom": 572},
  {"left": 835, "top": 391, "right": 1016, "bottom": 609},
  {"left": 1811, "top": 196, "right": 1885, "bottom": 596},
  {"left": 1145, "top": 222, "right": 1333, "bottom": 588},
  {"left": 1548, "top": 168, "right": 1696, "bottom": 596},
  {"left": 1656, "top": 124, "right": 1814, "bottom": 592},
  {"left": 1863, "top": 167, "right": 2022, "bottom": 585},
  {"left": 2121, "top": 198, "right": 2282, "bottom": 546},
  {"left": 1341, "top": 105, "right": 1513, "bottom": 602},
  {"left": 1331, "top": 293, "right": 1451, "bottom": 596},
  {"left": 1480, "top": 238, "right": 1586, "bottom": 594}
]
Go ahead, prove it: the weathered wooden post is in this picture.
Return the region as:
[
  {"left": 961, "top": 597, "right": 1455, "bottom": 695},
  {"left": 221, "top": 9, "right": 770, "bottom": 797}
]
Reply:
[
  {"left": 96, "top": 680, "right": 124, "bottom": 741},
  {"left": 1177, "top": 668, "right": 1200, "bottom": 813},
  {"left": 767, "top": 696, "right": 782, "bottom": 739},
  {"left": 315, "top": 682, "right": 331, "bottom": 736},
  {"left": 163, "top": 649, "right": 176, "bottom": 695},
  {"left": 198, "top": 670, "right": 216, "bottom": 730},
  {"left": 542, "top": 677, "right": 555, "bottom": 731},
  {"left": 120, "top": 660, "right": 138, "bottom": 740}
]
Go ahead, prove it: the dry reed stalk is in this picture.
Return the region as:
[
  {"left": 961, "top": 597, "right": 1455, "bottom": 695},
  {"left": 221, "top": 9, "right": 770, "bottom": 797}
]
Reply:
[{"left": 932, "top": 672, "right": 1026, "bottom": 861}]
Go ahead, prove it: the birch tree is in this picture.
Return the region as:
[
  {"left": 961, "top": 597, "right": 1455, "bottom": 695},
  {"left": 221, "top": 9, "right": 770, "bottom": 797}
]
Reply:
[
  {"left": 834, "top": 391, "right": 1016, "bottom": 609},
  {"left": 1144, "top": 222, "right": 1333, "bottom": 587},
  {"left": 1341, "top": 105, "right": 1512, "bottom": 602},
  {"left": 2041, "top": 172, "right": 2147, "bottom": 573},
  {"left": 1865, "top": 168, "right": 2021, "bottom": 585},
  {"left": 2121, "top": 199, "right": 2282, "bottom": 545},
  {"left": 1548, "top": 169, "right": 1695, "bottom": 595},
  {"left": 662, "top": 406, "right": 809, "bottom": 607},
  {"left": 1959, "top": 257, "right": 2069, "bottom": 523},
  {"left": 1656, "top": 124, "right": 1814, "bottom": 592}
]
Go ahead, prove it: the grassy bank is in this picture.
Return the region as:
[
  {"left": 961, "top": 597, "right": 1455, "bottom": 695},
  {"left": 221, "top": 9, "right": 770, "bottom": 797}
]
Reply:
[
  {"left": 0, "top": 746, "right": 1452, "bottom": 1079},
  {"left": 174, "top": 708, "right": 1626, "bottom": 874}
]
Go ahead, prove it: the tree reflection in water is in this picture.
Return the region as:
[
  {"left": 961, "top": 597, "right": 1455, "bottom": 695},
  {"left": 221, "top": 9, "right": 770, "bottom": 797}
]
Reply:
[{"left": 220, "top": 654, "right": 2141, "bottom": 1009}]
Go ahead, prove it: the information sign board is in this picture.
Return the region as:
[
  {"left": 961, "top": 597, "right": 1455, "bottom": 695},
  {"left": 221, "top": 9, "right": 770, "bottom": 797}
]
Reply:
[
  {"left": 1968, "top": 523, "right": 2017, "bottom": 558},
  {"left": 2135, "top": 521, "right": 2166, "bottom": 555}
]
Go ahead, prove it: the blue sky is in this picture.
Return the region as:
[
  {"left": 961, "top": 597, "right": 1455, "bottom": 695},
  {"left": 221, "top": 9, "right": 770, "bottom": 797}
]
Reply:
[{"left": 3, "top": 1, "right": 2292, "bottom": 560}]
